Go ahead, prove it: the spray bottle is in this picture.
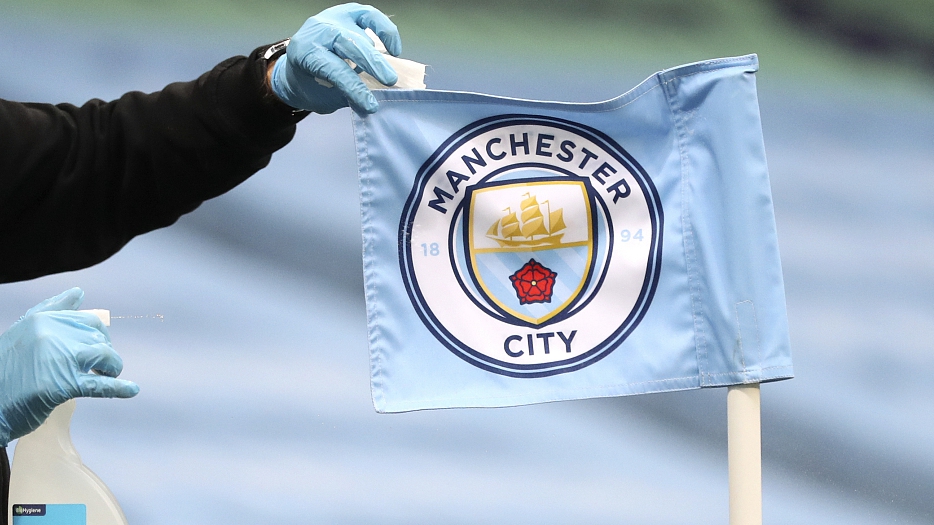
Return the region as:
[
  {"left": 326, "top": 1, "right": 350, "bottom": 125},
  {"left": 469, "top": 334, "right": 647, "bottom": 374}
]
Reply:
[{"left": 8, "top": 310, "right": 129, "bottom": 525}]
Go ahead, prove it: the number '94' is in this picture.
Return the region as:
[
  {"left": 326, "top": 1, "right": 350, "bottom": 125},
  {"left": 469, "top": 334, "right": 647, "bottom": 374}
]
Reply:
[{"left": 620, "top": 229, "right": 643, "bottom": 242}]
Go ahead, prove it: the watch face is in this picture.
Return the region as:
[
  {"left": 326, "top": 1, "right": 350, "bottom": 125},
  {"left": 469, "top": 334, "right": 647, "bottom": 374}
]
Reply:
[{"left": 263, "top": 39, "right": 290, "bottom": 60}]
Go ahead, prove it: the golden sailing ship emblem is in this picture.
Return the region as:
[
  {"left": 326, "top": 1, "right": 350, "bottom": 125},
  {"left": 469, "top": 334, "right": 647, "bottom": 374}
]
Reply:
[{"left": 486, "top": 193, "right": 568, "bottom": 248}]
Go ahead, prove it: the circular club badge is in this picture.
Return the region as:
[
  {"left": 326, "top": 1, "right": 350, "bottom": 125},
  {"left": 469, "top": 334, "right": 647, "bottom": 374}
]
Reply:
[{"left": 399, "top": 115, "right": 663, "bottom": 378}]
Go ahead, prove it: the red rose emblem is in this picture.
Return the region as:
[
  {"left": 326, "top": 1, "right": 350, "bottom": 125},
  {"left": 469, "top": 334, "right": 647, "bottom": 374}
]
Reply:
[{"left": 509, "top": 259, "right": 557, "bottom": 304}]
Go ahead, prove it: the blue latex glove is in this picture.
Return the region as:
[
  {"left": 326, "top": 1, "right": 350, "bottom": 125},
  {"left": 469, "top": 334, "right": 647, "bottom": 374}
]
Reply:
[
  {"left": 270, "top": 2, "right": 401, "bottom": 114},
  {"left": 0, "top": 288, "right": 139, "bottom": 446}
]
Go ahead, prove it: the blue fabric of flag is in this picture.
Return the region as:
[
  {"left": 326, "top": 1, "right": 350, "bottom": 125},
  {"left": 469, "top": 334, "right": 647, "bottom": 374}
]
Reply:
[{"left": 353, "top": 54, "right": 792, "bottom": 412}]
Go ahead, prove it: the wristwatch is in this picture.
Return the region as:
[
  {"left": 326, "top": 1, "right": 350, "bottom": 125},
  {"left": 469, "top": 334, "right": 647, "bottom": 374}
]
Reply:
[
  {"left": 263, "top": 38, "right": 290, "bottom": 61},
  {"left": 261, "top": 39, "right": 308, "bottom": 115}
]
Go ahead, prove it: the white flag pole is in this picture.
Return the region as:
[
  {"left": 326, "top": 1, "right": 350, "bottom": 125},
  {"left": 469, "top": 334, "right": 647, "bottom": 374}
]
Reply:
[{"left": 728, "top": 383, "right": 762, "bottom": 525}]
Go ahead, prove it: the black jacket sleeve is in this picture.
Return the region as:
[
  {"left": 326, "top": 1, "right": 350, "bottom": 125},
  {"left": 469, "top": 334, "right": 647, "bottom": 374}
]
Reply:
[{"left": 0, "top": 45, "right": 307, "bottom": 284}]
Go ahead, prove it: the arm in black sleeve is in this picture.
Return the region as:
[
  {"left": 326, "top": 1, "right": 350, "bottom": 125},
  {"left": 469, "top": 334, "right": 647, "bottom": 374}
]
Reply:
[{"left": 0, "top": 44, "right": 307, "bottom": 284}]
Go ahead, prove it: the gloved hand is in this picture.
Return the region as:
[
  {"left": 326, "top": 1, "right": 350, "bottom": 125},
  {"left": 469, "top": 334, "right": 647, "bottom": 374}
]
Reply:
[
  {"left": 270, "top": 2, "right": 401, "bottom": 114},
  {"left": 0, "top": 288, "right": 139, "bottom": 446}
]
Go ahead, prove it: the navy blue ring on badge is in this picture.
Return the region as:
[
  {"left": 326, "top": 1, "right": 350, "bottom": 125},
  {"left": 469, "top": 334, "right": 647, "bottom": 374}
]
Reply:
[{"left": 399, "top": 114, "right": 664, "bottom": 378}]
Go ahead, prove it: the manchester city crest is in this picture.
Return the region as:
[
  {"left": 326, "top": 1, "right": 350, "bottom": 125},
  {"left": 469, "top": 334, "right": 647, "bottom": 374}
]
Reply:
[
  {"left": 463, "top": 177, "right": 597, "bottom": 327},
  {"left": 399, "top": 115, "right": 663, "bottom": 377}
]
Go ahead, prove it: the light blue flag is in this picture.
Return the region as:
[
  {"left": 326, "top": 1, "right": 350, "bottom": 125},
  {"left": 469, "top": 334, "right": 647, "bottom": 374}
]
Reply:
[{"left": 353, "top": 54, "right": 792, "bottom": 413}]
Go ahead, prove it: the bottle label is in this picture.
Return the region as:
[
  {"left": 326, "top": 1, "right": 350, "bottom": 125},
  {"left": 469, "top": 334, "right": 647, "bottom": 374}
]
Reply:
[{"left": 12, "top": 504, "right": 86, "bottom": 524}]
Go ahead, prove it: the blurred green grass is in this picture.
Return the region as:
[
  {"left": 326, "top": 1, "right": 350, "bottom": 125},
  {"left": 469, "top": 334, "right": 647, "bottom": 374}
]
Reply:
[{"left": 4, "top": 0, "right": 934, "bottom": 94}]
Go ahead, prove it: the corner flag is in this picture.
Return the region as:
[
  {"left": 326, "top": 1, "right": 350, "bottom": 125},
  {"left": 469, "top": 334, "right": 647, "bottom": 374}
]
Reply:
[{"left": 353, "top": 54, "right": 792, "bottom": 413}]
